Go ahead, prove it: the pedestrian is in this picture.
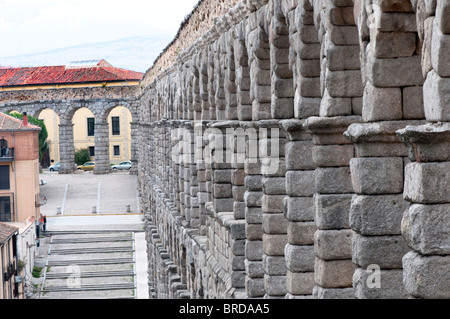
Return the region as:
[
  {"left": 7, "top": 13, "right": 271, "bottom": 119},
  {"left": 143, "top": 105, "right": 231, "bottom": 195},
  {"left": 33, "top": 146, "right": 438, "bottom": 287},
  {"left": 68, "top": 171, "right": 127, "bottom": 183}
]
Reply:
[
  {"left": 43, "top": 215, "right": 47, "bottom": 233},
  {"left": 39, "top": 214, "right": 44, "bottom": 233}
]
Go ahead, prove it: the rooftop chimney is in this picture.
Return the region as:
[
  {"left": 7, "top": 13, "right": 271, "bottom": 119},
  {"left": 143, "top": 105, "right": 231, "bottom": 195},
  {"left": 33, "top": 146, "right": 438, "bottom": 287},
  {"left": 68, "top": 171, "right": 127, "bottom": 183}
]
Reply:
[{"left": 23, "top": 112, "right": 28, "bottom": 127}]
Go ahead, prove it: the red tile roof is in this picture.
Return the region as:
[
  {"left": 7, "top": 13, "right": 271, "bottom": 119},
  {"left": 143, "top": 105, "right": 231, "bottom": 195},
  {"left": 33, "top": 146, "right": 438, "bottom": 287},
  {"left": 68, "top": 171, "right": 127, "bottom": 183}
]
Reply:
[
  {"left": 0, "top": 112, "right": 41, "bottom": 131},
  {"left": 0, "top": 60, "right": 143, "bottom": 87}
]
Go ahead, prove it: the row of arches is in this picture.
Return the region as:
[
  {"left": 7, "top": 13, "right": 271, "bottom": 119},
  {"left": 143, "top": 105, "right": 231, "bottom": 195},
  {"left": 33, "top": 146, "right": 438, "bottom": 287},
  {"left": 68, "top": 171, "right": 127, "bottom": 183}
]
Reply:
[
  {"left": 3, "top": 99, "right": 138, "bottom": 174},
  {"left": 138, "top": 0, "right": 448, "bottom": 299}
]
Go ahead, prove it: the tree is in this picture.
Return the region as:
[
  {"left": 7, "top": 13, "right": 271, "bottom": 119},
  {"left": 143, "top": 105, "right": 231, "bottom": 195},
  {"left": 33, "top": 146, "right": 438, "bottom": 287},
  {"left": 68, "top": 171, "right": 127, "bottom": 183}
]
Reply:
[
  {"left": 74, "top": 148, "right": 91, "bottom": 165},
  {"left": 7, "top": 112, "right": 48, "bottom": 162}
]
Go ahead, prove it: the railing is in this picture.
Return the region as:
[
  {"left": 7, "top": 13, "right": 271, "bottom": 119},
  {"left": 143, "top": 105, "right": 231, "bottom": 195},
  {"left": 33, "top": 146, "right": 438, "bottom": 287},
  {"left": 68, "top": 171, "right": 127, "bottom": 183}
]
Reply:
[
  {"left": 3, "top": 260, "right": 17, "bottom": 282},
  {"left": 0, "top": 147, "right": 14, "bottom": 161}
]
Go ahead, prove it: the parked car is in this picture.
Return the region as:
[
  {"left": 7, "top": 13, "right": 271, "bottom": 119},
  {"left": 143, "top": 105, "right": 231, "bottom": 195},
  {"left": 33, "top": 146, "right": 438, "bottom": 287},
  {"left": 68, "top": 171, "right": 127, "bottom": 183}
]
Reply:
[
  {"left": 77, "top": 162, "right": 95, "bottom": 171},
  {"left": 112, "top": 161, "right": 132, "bottom": 170},
  {"left": 49, "top": 162, "right": 60, "bottom": 171}
]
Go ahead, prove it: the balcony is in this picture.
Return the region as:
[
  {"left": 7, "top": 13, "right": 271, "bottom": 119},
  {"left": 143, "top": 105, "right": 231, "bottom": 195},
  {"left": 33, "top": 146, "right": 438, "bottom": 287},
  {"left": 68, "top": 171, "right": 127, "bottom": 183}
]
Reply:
[
  {"left": 0, "top": 147, "right": 14, "bottom": 162},
  {"left": 2, "top": 260, "right": 16, "bottom": 282}
]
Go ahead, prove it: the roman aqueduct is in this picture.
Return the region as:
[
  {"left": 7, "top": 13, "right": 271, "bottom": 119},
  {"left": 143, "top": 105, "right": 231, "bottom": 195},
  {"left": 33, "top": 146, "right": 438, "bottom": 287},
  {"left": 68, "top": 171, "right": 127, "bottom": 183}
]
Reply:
[{"left": 1, "top": 0, "right": 449, "bottom": 299}]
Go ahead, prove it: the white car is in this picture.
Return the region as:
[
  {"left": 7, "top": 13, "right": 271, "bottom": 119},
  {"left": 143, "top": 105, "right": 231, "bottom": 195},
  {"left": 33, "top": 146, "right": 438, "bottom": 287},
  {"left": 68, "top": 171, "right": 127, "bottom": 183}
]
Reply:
[
  {"left": 49, "top": 162, "right": 60, "bottom": 171},
  {"left": 112, "top": 161, "right": 132, "bottom": 170}
]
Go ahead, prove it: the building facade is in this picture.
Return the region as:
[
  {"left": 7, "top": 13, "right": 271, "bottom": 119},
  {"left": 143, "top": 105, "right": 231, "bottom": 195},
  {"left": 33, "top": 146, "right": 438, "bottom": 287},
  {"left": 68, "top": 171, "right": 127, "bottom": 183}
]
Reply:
[{"left": 0, "top": 223, "right": 22, "bottom": 299}]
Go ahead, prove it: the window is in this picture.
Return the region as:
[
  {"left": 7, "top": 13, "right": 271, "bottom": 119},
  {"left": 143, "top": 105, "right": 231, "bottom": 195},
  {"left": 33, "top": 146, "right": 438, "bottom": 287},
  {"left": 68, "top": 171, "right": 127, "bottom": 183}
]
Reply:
[
  {"left": 87, "top": 118, "right": 95, "bottom": 136},
  {"left": 0, "top": 165, "right": 10, "bottom": 190},
  {"left": 112, "top": 117, "right": 120, "bottom": 136},
  {"left": 89, "top": 146, "right": 95, "bottom": 157},
  {"left": 113, "top": 145, "right": 120, "bottom": 156},
  {"left": 0, "top": 196, "right": 12, "bottom": 222}
]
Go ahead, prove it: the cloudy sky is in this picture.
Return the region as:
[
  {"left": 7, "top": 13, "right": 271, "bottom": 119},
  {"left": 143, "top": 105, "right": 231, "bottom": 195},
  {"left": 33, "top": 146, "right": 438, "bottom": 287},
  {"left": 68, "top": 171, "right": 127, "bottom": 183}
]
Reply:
[{"left": 0, "top": 0, "right": 199, "bottom": 58}]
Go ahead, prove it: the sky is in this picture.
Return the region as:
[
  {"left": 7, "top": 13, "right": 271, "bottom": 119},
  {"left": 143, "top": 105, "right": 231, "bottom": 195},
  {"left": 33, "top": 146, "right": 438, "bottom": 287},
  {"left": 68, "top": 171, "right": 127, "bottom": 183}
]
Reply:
[{"left": 0, "top": 0, "right": 200, "bottom": 58}]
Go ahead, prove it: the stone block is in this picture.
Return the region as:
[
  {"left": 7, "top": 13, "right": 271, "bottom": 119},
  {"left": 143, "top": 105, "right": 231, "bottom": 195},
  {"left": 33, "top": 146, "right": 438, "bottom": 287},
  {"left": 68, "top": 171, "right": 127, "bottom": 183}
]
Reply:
[
  {"left": 402, "top": 86, "right": 425, "bottom": 119},
  {"left": 315, "top": 194, "right": 352, "bottom": 230},
  {"left": 263, "top": 213, "right": 289, "bottom": 234},
  {"left": 286, "top": 170, "right": 315, "bottom": 196},
  {"left": 245, "top": 175, "right": 263, "bottom": 191},
  {"left": 263, "top": 255, "right": 287, "bottom": 275},
  {"left": 214, "top": 169, "right": 233, "bottom": 183},
  {"left": 245, "top": 277, "right": 265, "bottom": 297},
  {"left": 350, "top": 194, "right": 408, "bottom": 236},
  {"left": 312, "top": 144, "right": 354, "bottom": 167},
  {"left": 314, "top": 258, "right": 356, "bottom": 288},
  {"left": 370, "top": 29, "right": 416, "bottom": 58},
  {"left": 244, "top": 191, "right": 263, "bottom": 207},
  {"left": 352, "top": 233, "right": 410, "bottom": 269},
  {"left": 404, "top": 162, "right": 450, "bottom": 203},
  {"left": 350, "top": 157, "right": 404, "bottom": 195},
  {"left": 263, "top": 234, "right": 288, "bottom": 256},
  {"left": 232, "top": 186, "right": 246, "bottom": 201},
  {"left": 288, "top": 221, "right": 317, "bottom": 245},
  {"left": 320, "top": 90, "right": 352, "bottom": 117},
  {"left": 431, "top": 19, "right": 450, "bottom": 77},
  {"left": 353, "top": 268, "right": 408, "bottom": 299},
  {"left": 262, "top": 194, "right": 286, "bottom": 213},
  {"left": 315, "top": 230, "right": 353, "bottom": 260},
  {"left": 283, "top": 196, "right": 315, "bottom": 222},
  {"left": 372, "top": 0, "right": 414, "bottom": 12},
  {"left": 362, "top": 82, "right": 403, "bottom": 121},
  {"left": 286, "top": 271, "right": 315, "bottom": 295},
  {"left": 436, "top": 0, "right": 450, "bottom": 34},
  {"left": 271, "top": 97, "right": 294, "bottom": 119},
  {"left": 262, "top": 177, "right": 286, "bottom": 195},
  {"left": 403, "top": 251, "right": 450, "bottom": 299},
  {"left": 245, "top": 259, "right": 264, "bottom": 278},
  {"left": 246, "top": 223, "right": 263, "bottom": 240},
  {"left": 285, "top": 244, "right": 315, "bottom": 272},
  {"left": 423, "top": 70, "right": 450, "bottom": 121},
  {"left": 402, "top": 204, "right": 450, "bottom": 255},
  {"left": 214, "top": 198, "right": 235, "bottom": 212},
  {"left": 214, "top": 183, "right": 232, "bottom": 198},
  {"left": 312, "top": 286, "right": 355, "bottom": 299},
  {"left": 264, "top": 275, "right": 287, "bottom": 296},
  {"left": 294, "top": 96, "right": 321, "bottom": 119},
  {"left": 325, "top": 70, "right": 364, "bottom": 98},
  {"left": 285, "top": 140, "right": 315, "bottom": 170},
  {"left": 314, "top": 167, "right": 354, "bottom": 194},
  {"left": 326, "top": 44, "right": 360, "bottom": 71},
  {"left": 245, "top": 206, "right": 263, "bottom": 224},
  {"left": 245, "top": 240, "right": 263, "bottom": 261},
  {"left": 367, "top": 53, "right": 424, "bottom": 87}
]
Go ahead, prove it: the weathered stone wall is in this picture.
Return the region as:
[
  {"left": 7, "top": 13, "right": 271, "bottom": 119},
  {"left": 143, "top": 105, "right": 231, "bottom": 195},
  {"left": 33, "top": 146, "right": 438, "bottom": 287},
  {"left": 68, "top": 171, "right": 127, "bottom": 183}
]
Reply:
[{"left": 138, "top": 0, "right": 449, "bottom": 299}]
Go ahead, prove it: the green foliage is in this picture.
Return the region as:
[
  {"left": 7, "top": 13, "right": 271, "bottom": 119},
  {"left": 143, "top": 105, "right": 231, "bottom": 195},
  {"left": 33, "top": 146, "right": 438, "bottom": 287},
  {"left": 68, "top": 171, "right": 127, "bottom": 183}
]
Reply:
[
  {"left": 6, "top": 112, "right": 48, "bottom": 162},
  {"left": 32, "top": 266, "right": 43, "bottom": 278},
  {"left": 74, "top": 148, "right": 91, "bottom": 165}
]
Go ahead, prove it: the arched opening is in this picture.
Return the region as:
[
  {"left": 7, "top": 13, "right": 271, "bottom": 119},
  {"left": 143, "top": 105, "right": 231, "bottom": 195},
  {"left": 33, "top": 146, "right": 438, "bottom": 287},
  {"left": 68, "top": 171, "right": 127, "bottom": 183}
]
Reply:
[
  {"left": 37, "top": 108, "right": 60, "bottom": 168},
  {"left": 107, "top": 106, "right": 133, "bottom": 165},
  {"left": 72, "top": 107, "right": 96, "bottom": 163}
]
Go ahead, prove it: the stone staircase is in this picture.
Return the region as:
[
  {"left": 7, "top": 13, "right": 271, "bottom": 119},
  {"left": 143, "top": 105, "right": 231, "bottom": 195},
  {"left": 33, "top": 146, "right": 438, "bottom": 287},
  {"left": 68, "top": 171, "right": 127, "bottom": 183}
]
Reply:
[{"left": 41, "top": 231, "right": 138, "bottom": 299}]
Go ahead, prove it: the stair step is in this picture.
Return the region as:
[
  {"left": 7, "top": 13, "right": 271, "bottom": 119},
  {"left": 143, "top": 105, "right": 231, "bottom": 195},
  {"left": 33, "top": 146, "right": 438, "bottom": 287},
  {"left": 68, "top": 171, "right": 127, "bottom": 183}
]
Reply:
[
  {"left": 43, "top": 283, "right": 136, "bottom": 292},
  {"left": 51, "top": 236, "right": 133, "bottom": 244},
  {"left": 47, "top": 258, "right": 134, "bottom": 266},
  {"left": 46, "top": 270, "right": 135, "bottom": 279},
  {"left": 49, "top": 247, "right": 134, "bottom": 255}
]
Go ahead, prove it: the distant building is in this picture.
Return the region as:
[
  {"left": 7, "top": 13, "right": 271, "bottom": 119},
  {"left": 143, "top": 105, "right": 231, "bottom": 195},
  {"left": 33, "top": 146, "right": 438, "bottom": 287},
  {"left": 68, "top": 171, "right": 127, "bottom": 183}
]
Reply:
[
  {"left": 0, "top": 222, "right": 21, "bottom": 299},
  {"left": 0, "top": 60, "right": 143, "bottom": 167},
  {"left": 0, "top": 112, "right": 41, "bottom": 223}
]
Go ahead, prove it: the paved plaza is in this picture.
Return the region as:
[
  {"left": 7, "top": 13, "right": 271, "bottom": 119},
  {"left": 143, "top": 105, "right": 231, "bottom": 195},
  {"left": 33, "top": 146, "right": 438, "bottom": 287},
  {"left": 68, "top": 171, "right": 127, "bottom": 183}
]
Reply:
[
  {"left": 39, "top": 170, "right": 139, "bottom": 216},
  {"left": 34, "top": 170, "right": 148, "bottom": 299}
]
